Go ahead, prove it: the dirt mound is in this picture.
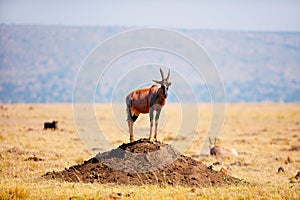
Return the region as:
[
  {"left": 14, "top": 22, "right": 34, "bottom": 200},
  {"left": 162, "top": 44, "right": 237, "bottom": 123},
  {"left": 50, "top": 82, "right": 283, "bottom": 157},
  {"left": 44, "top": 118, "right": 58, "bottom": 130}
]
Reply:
[{"left": 44, "top": 138, "right": 240, "bottom": 186}]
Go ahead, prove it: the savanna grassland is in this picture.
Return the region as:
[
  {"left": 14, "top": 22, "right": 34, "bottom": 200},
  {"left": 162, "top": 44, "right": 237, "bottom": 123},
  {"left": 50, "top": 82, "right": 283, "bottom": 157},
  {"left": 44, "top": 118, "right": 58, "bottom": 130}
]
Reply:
[{"left": 0, "top": 103, "right": 299, "bottom": 199}]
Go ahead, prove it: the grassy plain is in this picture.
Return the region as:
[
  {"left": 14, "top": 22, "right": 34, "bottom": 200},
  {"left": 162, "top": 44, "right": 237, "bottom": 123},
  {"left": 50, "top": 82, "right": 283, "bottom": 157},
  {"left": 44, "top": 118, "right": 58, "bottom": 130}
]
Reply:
[{"left": 0, "top": 103, "right": 299, "bottom": 199}]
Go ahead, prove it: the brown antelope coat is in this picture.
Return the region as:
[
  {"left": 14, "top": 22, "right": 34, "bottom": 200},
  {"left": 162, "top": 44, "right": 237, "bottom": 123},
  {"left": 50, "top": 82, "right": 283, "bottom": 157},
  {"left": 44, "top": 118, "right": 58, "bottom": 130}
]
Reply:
[{"left": 126, "top": 68, "right": 171, "bottom": 142}]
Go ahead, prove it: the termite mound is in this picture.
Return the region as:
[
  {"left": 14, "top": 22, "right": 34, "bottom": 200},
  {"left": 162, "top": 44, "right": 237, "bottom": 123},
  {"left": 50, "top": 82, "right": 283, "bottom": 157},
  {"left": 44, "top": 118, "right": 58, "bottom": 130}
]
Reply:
[{"left": 44, "top": 138, "right": 241, "bottom": 186}]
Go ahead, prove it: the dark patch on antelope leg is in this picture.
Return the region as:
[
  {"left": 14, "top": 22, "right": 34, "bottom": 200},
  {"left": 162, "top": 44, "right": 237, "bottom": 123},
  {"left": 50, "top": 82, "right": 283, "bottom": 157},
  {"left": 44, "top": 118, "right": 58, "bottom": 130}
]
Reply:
[
  {"left": 131, "top": 115, "right": 138, "bottom": 122},
  {"left": 126, "top": 97, "right": 132, "bottom": 121},
  {"left": 126, "top": 98, "right": 139, "bottom": 122}
]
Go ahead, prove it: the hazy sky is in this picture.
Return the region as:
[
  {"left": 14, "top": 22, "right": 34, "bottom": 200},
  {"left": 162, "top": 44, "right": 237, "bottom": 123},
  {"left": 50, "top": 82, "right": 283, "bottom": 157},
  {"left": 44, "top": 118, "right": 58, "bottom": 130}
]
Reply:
[{"left": 0, "top": 0, "right": 300, "bottom": 31}]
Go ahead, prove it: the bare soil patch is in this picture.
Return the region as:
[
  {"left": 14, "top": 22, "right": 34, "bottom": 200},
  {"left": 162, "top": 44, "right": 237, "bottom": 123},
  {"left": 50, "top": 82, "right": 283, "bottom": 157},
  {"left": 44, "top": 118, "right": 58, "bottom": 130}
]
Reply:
[{"left": 44, "top": 138, "right": 240, "bottom": 186}]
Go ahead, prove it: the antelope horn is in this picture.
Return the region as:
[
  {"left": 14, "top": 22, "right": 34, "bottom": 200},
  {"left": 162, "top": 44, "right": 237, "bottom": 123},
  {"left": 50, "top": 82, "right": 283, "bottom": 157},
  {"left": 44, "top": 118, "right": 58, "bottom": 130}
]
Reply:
[
  {"left": 159, "top": 68, "right": 165, "bottom": 80},
  {"left": 153, "top": 79, "right": 161, "bottom": 84},
  {"left": 166, "top": 68, "right": 170, "bottom": 81}
]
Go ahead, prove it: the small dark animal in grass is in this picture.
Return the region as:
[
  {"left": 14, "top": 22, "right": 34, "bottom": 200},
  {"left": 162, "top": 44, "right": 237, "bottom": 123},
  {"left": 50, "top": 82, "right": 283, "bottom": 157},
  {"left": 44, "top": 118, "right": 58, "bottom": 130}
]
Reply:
[
  {"left": 44, "top": 121, "right": 58, "bottom": 130},
  {"left": 126, "top": 68, "right": 172, "bottom": 142}
]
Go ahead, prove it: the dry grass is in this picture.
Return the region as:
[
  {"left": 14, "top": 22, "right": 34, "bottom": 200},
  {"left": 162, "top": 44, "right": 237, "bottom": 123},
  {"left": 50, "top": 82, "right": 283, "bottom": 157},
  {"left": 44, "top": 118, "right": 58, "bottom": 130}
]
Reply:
[{"left": 0, "top": 103, "right": 299, "bottom": 199}]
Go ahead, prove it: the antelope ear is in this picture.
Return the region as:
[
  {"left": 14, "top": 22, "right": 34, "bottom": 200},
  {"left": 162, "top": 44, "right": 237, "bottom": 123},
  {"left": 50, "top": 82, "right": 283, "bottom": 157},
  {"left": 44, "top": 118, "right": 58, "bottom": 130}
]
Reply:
[
  {"left": 153, "top": 80, "right": 161, "bottom": 84},
  {"left": 168, "top": 82, "right": 172, "bottom": 86}
]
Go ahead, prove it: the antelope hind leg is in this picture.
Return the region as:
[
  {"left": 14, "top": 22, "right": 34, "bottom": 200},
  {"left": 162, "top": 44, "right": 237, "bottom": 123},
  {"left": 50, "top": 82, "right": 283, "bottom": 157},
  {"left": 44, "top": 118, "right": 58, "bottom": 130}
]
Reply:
[
  {"left": 128, "top": 120, "right": 134, "bottom": 142},
  {"left": 127, "top": 106, "right": 139, "bottom": 142}
]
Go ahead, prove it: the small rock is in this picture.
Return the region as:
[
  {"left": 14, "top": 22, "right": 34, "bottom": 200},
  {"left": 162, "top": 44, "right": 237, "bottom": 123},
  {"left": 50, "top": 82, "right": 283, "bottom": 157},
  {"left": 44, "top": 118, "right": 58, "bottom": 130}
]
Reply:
[
  {"left": 220, "top": 167, "right": 228, "bottom": 175},
  {"left": 24, "top": 156, "right": 44, "bottom": 161},
  {"left": 109, "top": 194, "right": 121, "bottom": 200},
  {"left": 278, "top": 167, "right": 284, "bottom": 173},
  {"left": 295, "top": 171, "right": 300, "bottom": 180},
  {"left": 284, "top": 156, "right": 293, "bottom": 164},
  {"left": 213, "top": 161, "right": 222, "bottom": 165},
  {"left": 117, "top": 192, "right": 123, "bottom": 196},
  {"left": 24, "top": 166, "right": 34, "bottom": 171},
  {"left": 289, "top": 146, "right": 300, "bottom": 151}
]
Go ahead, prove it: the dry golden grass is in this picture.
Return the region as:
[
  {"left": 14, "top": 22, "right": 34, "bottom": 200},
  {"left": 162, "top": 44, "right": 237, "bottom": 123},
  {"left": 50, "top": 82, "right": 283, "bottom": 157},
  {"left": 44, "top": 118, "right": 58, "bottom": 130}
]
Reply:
[{"left": 0, "top": 103, "right": 299, "bottom": 199}]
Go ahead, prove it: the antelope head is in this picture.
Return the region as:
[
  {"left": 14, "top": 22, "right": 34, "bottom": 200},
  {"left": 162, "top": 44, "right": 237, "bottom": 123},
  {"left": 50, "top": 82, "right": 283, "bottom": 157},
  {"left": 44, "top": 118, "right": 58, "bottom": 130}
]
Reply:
[
  {"left": 153, "top": 68, "right": 172, "bottom": 98},
  {"left": 209, "top": 137, "right": 219, "bottom": 156}
]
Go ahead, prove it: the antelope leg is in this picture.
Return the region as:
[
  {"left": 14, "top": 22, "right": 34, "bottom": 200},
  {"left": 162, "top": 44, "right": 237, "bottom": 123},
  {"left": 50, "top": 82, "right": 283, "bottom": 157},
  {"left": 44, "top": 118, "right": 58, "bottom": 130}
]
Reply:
[
  {"left": 128, "top": 120, "right": 134, "bottom": 142},
  {"left": 149, "top": 107, "right": 154, "bottom": 141},
  {"left": 154, "top": 109, "right": 161, "bottom": 141}
]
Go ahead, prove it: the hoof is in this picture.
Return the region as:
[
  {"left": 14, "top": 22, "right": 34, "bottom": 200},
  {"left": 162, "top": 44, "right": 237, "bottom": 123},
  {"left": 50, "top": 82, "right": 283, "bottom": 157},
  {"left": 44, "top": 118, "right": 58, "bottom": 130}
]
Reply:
[
  {"left": 149, "top": 137, "right": 157, "bottom": 143},
  {"left": 130, "top": 137, "right": 135, "bottom": 143}
]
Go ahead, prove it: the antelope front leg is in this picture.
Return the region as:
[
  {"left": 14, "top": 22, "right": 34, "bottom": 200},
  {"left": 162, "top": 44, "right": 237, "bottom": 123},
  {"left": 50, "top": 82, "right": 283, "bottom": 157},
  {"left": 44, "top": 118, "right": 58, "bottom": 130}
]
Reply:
[
  {"left": 149, "top": 107, "right": 154, "bottom": 141},
  {"left": 154, "top": 109, "right": 161, "bottom": 141},
  {"left": 128, "top": 120, "right": 134, "bottom": 142}
]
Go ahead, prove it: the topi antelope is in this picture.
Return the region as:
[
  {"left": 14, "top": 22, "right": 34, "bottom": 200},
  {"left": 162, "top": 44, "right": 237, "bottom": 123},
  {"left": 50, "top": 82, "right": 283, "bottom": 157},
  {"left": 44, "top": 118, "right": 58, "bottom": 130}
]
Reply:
[
  {"left": 209, "top": 137, "right": 238, "bottom": 157},
  {"left": 126, "top": 68, "right": 172, "bottom": 142}
]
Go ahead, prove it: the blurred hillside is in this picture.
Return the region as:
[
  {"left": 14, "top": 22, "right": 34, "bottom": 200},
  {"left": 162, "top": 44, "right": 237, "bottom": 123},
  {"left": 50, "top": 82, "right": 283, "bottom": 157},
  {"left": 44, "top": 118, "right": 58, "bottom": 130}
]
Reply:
[{"left": 0, "top": 24, "right": 299, "bottom": 103}]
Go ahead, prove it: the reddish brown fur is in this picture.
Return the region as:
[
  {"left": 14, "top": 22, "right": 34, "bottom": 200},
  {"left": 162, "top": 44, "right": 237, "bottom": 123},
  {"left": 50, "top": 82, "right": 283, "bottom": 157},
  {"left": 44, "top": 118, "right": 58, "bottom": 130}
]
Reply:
[
  {"left": 127, "top": 85, "right": 165, "bottom": 115},
  {"left": 209, "top": 137, "right": 238, "bottom": 157},
  {"left": 210, "top": 145, "right": 238, "bottom": 157}
]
